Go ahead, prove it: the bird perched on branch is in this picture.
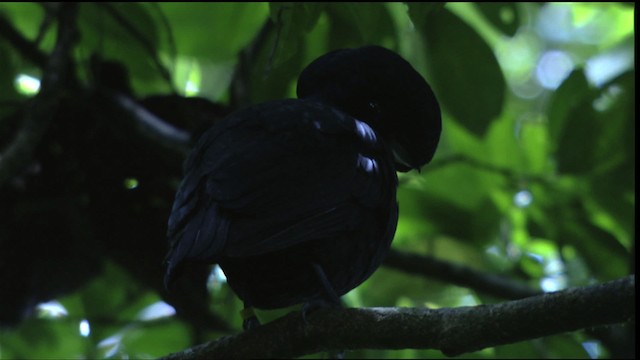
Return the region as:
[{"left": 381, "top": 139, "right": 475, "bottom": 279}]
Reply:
[{"left": 164, "top": 45, "right": 441, "bottom": 329}]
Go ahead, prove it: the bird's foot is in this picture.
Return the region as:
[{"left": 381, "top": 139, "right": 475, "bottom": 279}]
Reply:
[{"left": 301, "top": 298, "right": 341, "bottom": 325}]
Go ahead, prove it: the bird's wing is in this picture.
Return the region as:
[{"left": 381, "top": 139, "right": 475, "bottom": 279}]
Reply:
[{"left": 166, "top": 99, "right": 395, "bottom": 268}]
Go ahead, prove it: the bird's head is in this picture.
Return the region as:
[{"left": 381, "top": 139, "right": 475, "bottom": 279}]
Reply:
[{"left": 296, "top": 45, "right": 441, "bottom": 172}]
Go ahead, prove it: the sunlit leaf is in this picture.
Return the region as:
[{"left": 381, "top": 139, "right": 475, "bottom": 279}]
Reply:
[
  {"left": 398, "top": 181, "right": 502, "bottom": 246},
  {"left": 77, "top": 3, "right": 169, "bottom": 94},
  {"left": 121, "top": 320, "right": 190, "bottom": 358},
  {"left": 158, "top": 3, "right": 268, "bottom": 62},
  {"left": 0, "top": 3, "right": 45, "bottom": 41},
  {"left": 547, "top": 70, "right": 595, "bottom": 153}
]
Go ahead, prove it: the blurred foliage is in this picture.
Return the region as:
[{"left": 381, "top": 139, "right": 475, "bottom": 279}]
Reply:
[{"left": 0, "top": 2, "right": 634, "bottom": 359}]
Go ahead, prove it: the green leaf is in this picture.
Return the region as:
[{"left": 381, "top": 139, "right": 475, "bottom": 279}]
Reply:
[
  {"left": 559, "top": 203, "right": 630, "bottom": 281},
  {"left": 475, "top": 3, "right": 520, "bottom": 37},
  {"left": 398, "top": 174, "right": 503, "bottom": 246},
  {"left": 77, "top": 3, "right": 169, "bottom": 94},
  {"left": 121, "top": 320, "right": 190, "bottom": 358},
  {"left": 0, "top": 318, "right": 89, "bottom": 359},
  {"left": 158, "top": 3, "right": 268, "bottom": 62},
  {"left": 547, "top": 70, "right": 596, "bottom": 150},
  {"left": 582, "top": 71, "right": 635, "bottom": 247},
  {"left": 554, "top": 70, "right": 634, "bottom": 174},
  {"left": 269, "top": 3, "right": 324, "bottom": 67},
  {"left": 585, "top": 159, "right": 635, "bottom": 248},
  {"left": 247, "top": 30, "right": 306, "bottom": 103},
  {"left": 518, "top": 116, "right": 551, "bottom": 175},
  {"left": 0, "top": 3, "right": 45, "bottom": 40},
  {"left": 0, "top": 41, "right": 21, "bottom": 103},
  {"left": 405, "top": 2, "right": 445, "bottom": 29},
  {"left": 419, "top": 8, "right": 506, "bottom": 136},
  {"left": 324, "top": 3, "right": 397, "bottom": 48}
]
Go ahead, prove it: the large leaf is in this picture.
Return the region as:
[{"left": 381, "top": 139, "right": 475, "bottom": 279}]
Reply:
[
  {"left": 324, "top": 3, "right": 397, "bottom": 49},
  {"left": 583, "top": 71, "right": 635, "bottom": 246},
  {"left": 397, "top": 165, "right": 504, "bottom": 246},
  {"left": 406, "top": 2, "right": 445, "bottom": 29},
  {"left": 246, "top": 29, "right": 306, "bottom": 103},
  {"left": 419, "top": 8, "right": 506, "bottom": 136},
  {"left": 158, "top": 3, "right": 268, "bottom": 62},
  {"left": 268, "top": 3, "right": 324, "bottom": 68},
  {"left": 547, "top": 70, "right": 597, "bottom": 151},
  {"left": 77, "top": 3, "right": 169, "bottom": 94},
  {"left": 0, "top": 3, "right": 45, "bottom": 41},
  {"left": 559, "top": 204, "right": 630, "bottom": 281},
  {"left": 554, "top": 70, "right": 634, "bottom": 174}
]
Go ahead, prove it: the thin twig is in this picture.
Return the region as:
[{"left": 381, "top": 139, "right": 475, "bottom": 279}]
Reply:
[{"left": 384, "top": 249, "right": 541, "bottom": 300}]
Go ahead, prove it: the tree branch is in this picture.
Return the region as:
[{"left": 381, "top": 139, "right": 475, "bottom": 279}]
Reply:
[
  {"left": 384, "top": 249, "right": 541, "bottom": 300},
  {"left": 109, "top": 92, "right": 191, "bottom": 154},
  {"left": 159, "top": 275, "right": 634, "bottom": 359},
  {"left": 0, "top": 12, "right": 48, "bottom": 68},
  {"left": 0, "top": 3, "right": 78, "bottom": 186}
]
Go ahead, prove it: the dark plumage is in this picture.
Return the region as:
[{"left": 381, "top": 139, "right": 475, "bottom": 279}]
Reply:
[{"left": 165, "top": 46, "right": 440, "bottom": 317}]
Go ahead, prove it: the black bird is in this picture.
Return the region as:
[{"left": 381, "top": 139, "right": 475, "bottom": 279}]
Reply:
[{"left": 165, "top": 45, "right": 441, "bottom": 328}]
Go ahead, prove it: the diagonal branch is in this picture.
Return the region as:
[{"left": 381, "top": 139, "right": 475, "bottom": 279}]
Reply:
[
  {"left": 159, "top": 275, "right": 634, "bottom": 359},
  {"left": 0, "top": 13, "right": 48, "bottom": 68},
  {"left": 0, "top": 3, "right": 79, "bottom": 186},
  {"left": 109, "top": 92, "right": 191, "bottom": 154},
  {"left": 384, "top": 249, "right": 541, "bottom": 299}
]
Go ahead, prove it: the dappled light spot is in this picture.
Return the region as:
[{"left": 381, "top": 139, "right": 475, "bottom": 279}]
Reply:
[
  {"left": 540, "top": 274, "right": 567, "bottom": 292},
  {"left": 535, "top": 50, "right": 574, "bottom": 90},
  {"left": 98, "top": 333, "right": 123, "bottom": 358},
  {"left": 79, "top": 319, "right": 91, "bottom": 337},
  {"left": 15, "top": 74, "right": 40, "bottom": 95},
  {"left": 513, "top": 190, "right": 533, "bottom": 208},
  {"left": 36, "top": 300, "right": 68, "bottom": 319},
  {"left": 592, "top": 84, "right": 623, "bottom": 112},
  {"left": 207, "top": 264, "right": 228, "bottom": 292},
  {"left": 582, "top": 341, "right": 601, "bottom": 359},
  {"left": 123, "top": 177, "right": 139, "bottom": 190},
  {"left": 586, "top": 48, "right": 634, "bottom": 88},
  {"left": 136, "top": 301, "right": 176, "bottom": 321}
]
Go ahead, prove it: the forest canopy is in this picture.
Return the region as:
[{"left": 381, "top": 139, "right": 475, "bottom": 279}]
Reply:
[{"left": 0, "top": 2, "right": 634, "bottom": 359}]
